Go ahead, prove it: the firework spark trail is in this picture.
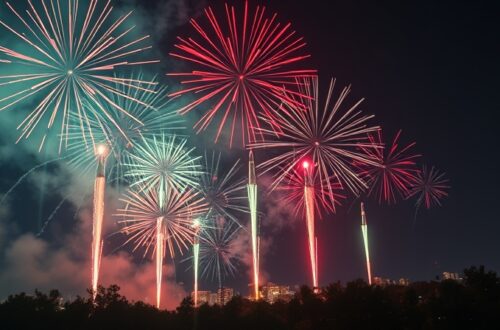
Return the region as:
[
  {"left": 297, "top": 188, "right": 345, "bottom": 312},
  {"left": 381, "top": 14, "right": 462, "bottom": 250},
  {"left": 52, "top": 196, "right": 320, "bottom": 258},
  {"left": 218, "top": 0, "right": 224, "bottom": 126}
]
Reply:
[
  {"left": 155, "top": 217, "right": 164, "bottom": 309},
  {"left": 302, "top": 161, "right": 318, "bottom": 288},
  {"left": 360, "top": 202, "right": 372, "bottom": 285},
  {"left": 357, "top": 129, "right": 421, "bottom": 204},
  {"left": 65, "top": 74, "right": 184, "bottom": 185},
  {"left": 0, "top": 0, "right": 159, "bottom": 150},
  {"left": 91, "top": 144, "right": 108, "bottom": 300},
  {"left": 247, "top": 150, "right": 259, "bottom": 299},
  {"left": 192, "top": 218, "right": 201, "bottom": 307},
  {"left": 116, "top": 185, "right": 208, "bottom": 309},
  {"left": 168, "top": 1, "right": 316, "bottom": 146},
  {"left": 0, "top": 158, "right": 64, "bottom": 205},
  {"left": 249, "top": 76, "right": 381, "bottom": 204},
  {"left": 273, "top": 160, "right": 344, "bottom": 289}
]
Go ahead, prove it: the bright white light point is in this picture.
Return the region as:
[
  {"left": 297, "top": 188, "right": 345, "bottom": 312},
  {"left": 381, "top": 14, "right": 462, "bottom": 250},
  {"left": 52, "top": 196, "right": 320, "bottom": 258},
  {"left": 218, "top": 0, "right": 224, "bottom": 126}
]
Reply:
[
  {"left": 192, "top": 218, "right": 201, "bottom": 228},
  {"left": 302, "top": 161, "right": 310, "bottom": 169},
  {"left": 67, "top": 70, "right": 73, "bottom": 75},
  {"left": 96, "top": 144, "right": 108, "bottom": 156}
]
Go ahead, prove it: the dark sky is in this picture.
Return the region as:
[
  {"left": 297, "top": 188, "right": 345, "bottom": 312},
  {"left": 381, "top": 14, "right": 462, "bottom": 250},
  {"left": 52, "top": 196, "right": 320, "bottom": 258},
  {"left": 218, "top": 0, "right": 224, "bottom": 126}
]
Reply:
[{"left": 0, "top": 0, "right": 499, "bottom": 300}]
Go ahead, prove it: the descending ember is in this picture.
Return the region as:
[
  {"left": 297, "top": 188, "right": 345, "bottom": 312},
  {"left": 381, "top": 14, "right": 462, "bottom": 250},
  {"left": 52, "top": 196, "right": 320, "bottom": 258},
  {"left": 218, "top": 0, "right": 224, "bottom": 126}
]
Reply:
[
  {"left": 250, "top": 76, "right": 381, "bottom": 202},
  {"left": 408, "top": 165, "right": 450, "bottom": 209},
  {"left": 0, "top": 0, "right": 159, "bottom": 151},
  {"left": 168, "top": 1, "right": 316, "bottom": 146},
  {"left": 357, "top": 129, "right": 421, "bottom": 204}
]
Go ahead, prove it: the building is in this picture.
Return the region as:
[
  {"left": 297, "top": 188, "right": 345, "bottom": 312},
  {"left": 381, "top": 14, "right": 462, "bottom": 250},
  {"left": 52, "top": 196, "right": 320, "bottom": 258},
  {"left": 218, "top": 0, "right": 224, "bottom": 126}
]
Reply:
[
  {"left": 216, "top": 287, "right": 234, "bottom": 305},
  {"left": 373, "top": 277, "right": 396, "bottom": 286},
  {"left": 442, "top": 272, "right": 463, "bottom": 281},
  {"left": 260, "top": 282, "right": 295, "bottom": 304},
  {"left": 209, "top": 292, "right": 218, "bottom": 306},
  {"left": 398, "top": 278, "right": 411, "bottom": 286}
]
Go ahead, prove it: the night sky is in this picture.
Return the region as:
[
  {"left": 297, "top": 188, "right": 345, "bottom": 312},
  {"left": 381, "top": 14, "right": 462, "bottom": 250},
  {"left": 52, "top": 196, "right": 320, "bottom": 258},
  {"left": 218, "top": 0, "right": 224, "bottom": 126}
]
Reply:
[{"left": 0, "top": 0, "right": 499, "bottom": 304}]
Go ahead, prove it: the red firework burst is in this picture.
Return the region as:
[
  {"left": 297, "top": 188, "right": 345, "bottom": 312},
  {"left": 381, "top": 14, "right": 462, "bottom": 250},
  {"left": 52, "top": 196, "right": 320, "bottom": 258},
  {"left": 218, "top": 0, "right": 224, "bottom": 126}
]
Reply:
[
  {"left": 407, "top": 165, "right": 450, "bottom": 209},
  {"left": 168, "top": 1, "right": 316, "bottom": 146},
  {"left": 357, "top": 129, "right": 421, "bottom": 204}
]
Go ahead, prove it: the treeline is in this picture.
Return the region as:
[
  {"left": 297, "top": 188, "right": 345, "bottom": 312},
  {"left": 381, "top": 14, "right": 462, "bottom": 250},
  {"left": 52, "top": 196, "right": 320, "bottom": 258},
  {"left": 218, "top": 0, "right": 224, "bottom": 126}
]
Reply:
[{"left": 1, "top": 266, "right": 499, "bottom": 330}]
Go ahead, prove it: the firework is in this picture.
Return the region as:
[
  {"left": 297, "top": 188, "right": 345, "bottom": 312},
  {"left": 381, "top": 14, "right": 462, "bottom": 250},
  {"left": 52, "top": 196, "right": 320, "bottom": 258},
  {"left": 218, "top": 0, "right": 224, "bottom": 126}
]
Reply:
[
  {"left": 124, "top": 134, "right": 203, "bottom": 202},
  {"left": 247, "top": 151, "right": 259, "bottom": 299},
  {"left": 91, "top": 144, "right": 108, "bottom": 300},
  {"left": 116, "top": 185, "right": 209, "bottom": 308},
  {"left": 198, "top": 218, "right": 242, "bottom": 296},
  {"left": 192, "top": 217, "right": 202, "bottom": 307},
  {"left": 407, "top": 165, "right": 450, "bottom": 210},
  {"left": 65, "top": 74, "right": 183, "bottom": 185},
  {"left": 249, "top": 76, "right": 381, "bottom": 204},
  {"left": 277, "top": 160, "right": 344, "bottom": 288},
  {"left": 357, "top": 129, "right": 420, "bottom": 204},
  {"left": 168, "top": 1, "right": 316, "bottom": 146},
  {"left": 0, "top": 0, "right": 158, "bottom": 150},
  {"left": 360, "top": 202, "right": 372, "bottom": 285},
  {"left": 199, "top": 151, "right": 247, "bottom": 224}
]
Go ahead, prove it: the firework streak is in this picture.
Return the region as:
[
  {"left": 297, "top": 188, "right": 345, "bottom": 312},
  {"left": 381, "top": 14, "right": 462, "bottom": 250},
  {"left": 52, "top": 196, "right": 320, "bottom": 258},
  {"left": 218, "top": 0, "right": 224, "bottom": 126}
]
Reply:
[
  {"left": 360, "top": 202, "right": 372, "bottom": 285},
  {"left": 247, "top": 151, "right": 259, "bottom": 299},
  {"left": 91, "top": 145, "right": 107, "bottom": 300},
  {"left": 303, "top": 161, "right": 318, "bottom": 288}
]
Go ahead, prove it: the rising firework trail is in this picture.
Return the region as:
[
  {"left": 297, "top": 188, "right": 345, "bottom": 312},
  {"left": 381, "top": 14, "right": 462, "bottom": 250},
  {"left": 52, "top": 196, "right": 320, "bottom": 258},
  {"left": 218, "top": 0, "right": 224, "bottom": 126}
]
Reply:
[
  {"left": 91, "top": 144, "right": 108, "bottom": 300},
  {"left": 0, "top": 0, "right": 159, "bottom": 150},
  {"left": 116, "top": 185, "right": 209, "bottom": 309},
  {"left": 168, "top": 1, "right": 316, "bottom": 146},
  {"left": 302, "top": 160, "right": 317, "bottom": 288},
  {"left": 360, "top": 202, "right": 372, "bottom": 285},
  {"left": 249, "top": 76, "right": 381, "bottom": 203},
  {"left": 192, "top": 218, "right": 202, "bottom": 307},
  {"left": 247, "top": 150, "right": 259, "bottom": 299}
]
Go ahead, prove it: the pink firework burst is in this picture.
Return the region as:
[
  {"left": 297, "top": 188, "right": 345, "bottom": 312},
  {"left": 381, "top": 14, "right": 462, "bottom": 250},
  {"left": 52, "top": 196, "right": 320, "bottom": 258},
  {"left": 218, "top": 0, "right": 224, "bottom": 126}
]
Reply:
[
  {"left": 407, "top": 165, "right": 450, "bottom": 209},
  {"left": 357, "top": 129, "right": 421, "bottom": 204},
  {"left": 168, "top": 1, "right": 316, "bottom": 146}
]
